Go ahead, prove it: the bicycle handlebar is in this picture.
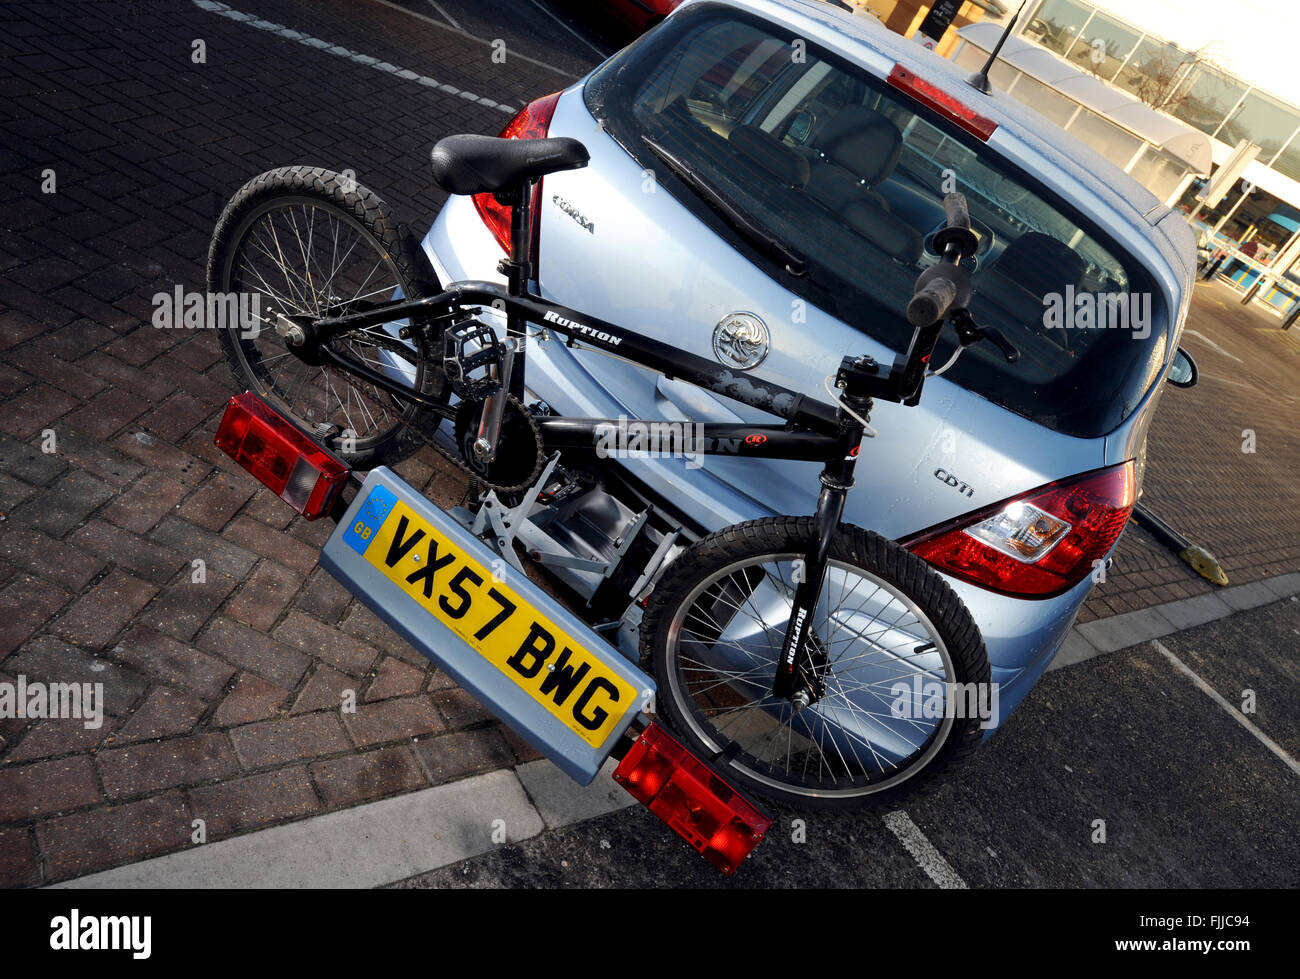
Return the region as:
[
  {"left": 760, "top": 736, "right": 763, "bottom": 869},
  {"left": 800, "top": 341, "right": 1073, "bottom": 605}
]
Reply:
[
  {"left": 942, "top": 192, "right": 970, "bottom": 234},
  {"left": 906, "top": 275, "right": 958, "bottom": 328},
  {"left": 907, "top": 193, "right": 978, "bottom": 327},
  {"left": 836, "top": 191, "right": 1016, "bottom": 407}
]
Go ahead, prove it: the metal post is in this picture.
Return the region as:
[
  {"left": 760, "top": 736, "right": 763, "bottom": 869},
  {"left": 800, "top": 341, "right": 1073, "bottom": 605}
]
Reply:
[
  {"left": 1283, "top": 299, "right": 1300, "bottom": 330},
  {"left": 1240, "top": 226, "right": 1300, "bottom": 307},
  {"left": 504, "top": 183, "right": 534, "bottom": 400},
  {"left": 1166, "top": 172, "right": 1197, "bottom": 208},
  {"left": 1130, "top": 504, "right": 1227, "bottom": 585},
  {"left": 1210, "top": 188, "right": 1251, "bottom": 236}
]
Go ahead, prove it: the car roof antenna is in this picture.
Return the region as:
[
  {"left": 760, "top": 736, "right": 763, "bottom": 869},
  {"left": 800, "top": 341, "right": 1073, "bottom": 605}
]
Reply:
[{"left": 966, "top": 1, "right": 1026, "bottom": 96}]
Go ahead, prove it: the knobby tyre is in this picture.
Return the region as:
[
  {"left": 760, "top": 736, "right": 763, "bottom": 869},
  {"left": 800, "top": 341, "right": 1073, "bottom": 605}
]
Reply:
[
  {"left": 208, "top": 166, "right": 447, "bottom": 468},
  {"left": 643, "top": 517, "right": 991, "bottom": 810}
]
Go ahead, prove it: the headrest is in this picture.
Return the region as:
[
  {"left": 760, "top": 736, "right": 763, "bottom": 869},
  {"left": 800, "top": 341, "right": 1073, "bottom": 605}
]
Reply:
[
  {"left": 993, "top": 232, "right": 1087, "bottom": 297},
  {"left": 843, "top": 198, "right": 923, "bottom": 264},
  {"left": 817, "top": 106, "right": 903, "bottom": 186}
]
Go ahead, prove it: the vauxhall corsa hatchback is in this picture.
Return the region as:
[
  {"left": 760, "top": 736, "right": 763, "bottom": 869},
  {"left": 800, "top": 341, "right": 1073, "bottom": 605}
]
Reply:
[{"left": 420, "top": 0, "right": 1197, "bottom": 734}]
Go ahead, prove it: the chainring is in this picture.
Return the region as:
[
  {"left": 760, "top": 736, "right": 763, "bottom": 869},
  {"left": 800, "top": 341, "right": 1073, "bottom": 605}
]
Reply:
[
  {"left": 329, "top": 334, "right": 545, "bottom": 496},
  {"left": 452, "top": 393, "right": 547, "bottom": 496}
]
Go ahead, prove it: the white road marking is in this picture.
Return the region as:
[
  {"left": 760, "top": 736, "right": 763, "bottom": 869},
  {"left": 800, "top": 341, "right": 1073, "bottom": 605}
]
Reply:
[
  {"left": 525, "top": 0, "right": 610, "bottom": 59},
  {"left": 882, "top": 810, "right": 968, "bottom": 889},
  {"left": 1196, "top": 370, "right": 1255, "bottom": 392},
  {"left": 191, "top": 0, "right": 517, "bottom": 114},
  {"left": 1182, "top": 329, "right": 1244, "bottom": 363},
  {"left": 1153, "top": 639, "right": 1300, "bottom": 778},
  {"left": 424, "top": 0, "right": 462, "bottom": 30},
  {"left": 365, "top": 0, "right": 580, "bottom": 79}
]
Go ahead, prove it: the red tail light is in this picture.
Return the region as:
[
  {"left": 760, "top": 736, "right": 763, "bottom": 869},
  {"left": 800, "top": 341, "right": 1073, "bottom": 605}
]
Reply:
[
  {"left": 905, "top": 462, "right": 1136, "bottom": 599},
  {"left": 214, "top": 392, "right": 350, "bottom": 520},
  {"left": 613, "top": 722, "right": 772, "bottom": 875},
  {"left": 472, "top": 92, "right": 562, "bottom": 253},
  {"left": 887, "top": 65, "right": 997, "bottom": 141}
]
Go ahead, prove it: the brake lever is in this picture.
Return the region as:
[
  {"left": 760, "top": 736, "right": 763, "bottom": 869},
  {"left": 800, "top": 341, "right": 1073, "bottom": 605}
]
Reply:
[
  {"left": 950, "top": 308, "right": 1020, "bottom": 364},
  {"left": 983, "top": 326, "right": 1021, "bottom": 364}
]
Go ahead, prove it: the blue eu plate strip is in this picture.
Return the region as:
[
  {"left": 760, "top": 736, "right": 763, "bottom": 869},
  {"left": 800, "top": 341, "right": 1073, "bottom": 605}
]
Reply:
[{"left": 342, "top": 483, "right": 397, "bottom": 556}]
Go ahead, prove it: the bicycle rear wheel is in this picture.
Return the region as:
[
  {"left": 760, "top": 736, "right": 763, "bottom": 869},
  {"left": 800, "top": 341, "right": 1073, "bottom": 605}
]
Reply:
[
  {"left": 208, "top": 166, "right": 446, "bottom": 468},
  {"left": 643, "top": 517, "right": 990, "bottom": 810}
]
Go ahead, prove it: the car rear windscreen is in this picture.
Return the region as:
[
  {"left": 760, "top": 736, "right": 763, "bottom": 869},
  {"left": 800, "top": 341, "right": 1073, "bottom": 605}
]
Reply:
[{"left": 584, "top": 5, "right": 1170, "bottom": 439}]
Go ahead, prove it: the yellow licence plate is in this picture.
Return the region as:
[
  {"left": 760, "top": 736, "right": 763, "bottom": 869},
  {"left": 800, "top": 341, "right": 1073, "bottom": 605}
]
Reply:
[{"left": 358, "top": 499, "right": 637, "bottom": 747}]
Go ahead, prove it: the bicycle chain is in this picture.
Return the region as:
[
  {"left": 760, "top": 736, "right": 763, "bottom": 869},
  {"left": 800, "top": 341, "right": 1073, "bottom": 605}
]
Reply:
[{"left": 330, "top": 338, "right": 547, "bottom": 497}]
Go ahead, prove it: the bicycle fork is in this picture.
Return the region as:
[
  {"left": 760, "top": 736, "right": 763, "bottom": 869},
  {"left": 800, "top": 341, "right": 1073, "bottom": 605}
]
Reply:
[{"left": 771, "top": 410, "right": 866, "bottom": 706}]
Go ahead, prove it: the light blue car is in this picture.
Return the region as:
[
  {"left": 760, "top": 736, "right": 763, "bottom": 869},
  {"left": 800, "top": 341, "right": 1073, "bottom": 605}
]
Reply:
[
  {"left": 209, "top": 0, "right": 1206, "bottom": 817},
  {"left": 420, "top": 0, "right": 1197, "bottom": 751}
]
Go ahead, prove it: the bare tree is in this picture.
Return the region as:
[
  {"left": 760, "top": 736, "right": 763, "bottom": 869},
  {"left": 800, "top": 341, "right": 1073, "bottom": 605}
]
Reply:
[{"left": 1121, "top": 42, "right": 1228, "bottom": 117}]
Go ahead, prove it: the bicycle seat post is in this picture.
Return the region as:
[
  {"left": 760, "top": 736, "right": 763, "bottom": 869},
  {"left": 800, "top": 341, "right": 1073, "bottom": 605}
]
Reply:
[{"left": 494, "top": 178, "right": 537, "bottom": 401}]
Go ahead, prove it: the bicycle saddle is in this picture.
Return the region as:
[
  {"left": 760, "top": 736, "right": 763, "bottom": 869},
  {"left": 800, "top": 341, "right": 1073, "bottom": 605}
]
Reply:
[{"left": 430, "top": 134, "right": 590, "bottom": 196}]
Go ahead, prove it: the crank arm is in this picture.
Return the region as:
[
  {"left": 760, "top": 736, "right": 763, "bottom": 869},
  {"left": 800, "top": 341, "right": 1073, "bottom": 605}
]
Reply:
[{"left": 473, "top": 338, "right": 518, "bottom": 465}]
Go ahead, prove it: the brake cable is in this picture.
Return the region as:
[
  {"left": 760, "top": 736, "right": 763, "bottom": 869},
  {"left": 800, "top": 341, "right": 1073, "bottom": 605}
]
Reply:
[
  {"left": 927, "top": 343, "right": 964, "bottom": 378},
  {"left": 822, "top": 374, "right": 877, "bottom": 438}
]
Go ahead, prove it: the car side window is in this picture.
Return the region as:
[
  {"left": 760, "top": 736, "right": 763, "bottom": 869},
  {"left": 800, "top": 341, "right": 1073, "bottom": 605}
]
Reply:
[{"left": 645, "top": 26, "right": 788, "bottom": 134}]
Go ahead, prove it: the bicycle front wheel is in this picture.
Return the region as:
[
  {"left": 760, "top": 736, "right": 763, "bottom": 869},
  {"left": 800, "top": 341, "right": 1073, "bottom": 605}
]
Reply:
[{"left": 643, "top": 517, "right": 990, "bottom": 810}]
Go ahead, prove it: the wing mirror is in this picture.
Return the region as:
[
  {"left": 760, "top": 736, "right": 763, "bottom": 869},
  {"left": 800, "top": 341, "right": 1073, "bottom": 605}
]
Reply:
[{"left": 1168, "top": 347, "right": 1198, "bottom": 388}]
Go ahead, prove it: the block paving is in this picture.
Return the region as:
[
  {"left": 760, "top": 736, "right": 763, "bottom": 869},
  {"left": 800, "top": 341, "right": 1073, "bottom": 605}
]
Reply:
[{"left": 1, "top": 0, "right": 1296, "bottom": 885}]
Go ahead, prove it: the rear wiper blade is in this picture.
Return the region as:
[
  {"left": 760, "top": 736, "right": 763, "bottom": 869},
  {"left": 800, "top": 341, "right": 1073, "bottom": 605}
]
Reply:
[{"left": 641, "top": 135, "right": 807, "bottom": 277}]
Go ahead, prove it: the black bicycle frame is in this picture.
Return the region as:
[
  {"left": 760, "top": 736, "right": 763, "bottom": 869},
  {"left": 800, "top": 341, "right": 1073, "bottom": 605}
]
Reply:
[
  {"left": 313, "top": 282, "right": 841, "bottom": 436},
  {"left": 306, "top": 176, "right": 950, "bottom": 708}
]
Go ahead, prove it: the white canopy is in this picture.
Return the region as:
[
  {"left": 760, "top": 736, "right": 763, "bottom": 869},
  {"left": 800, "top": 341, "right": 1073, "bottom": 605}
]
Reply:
[{"left": 957, "top": 21, "right": 1213, "bottom": 173}]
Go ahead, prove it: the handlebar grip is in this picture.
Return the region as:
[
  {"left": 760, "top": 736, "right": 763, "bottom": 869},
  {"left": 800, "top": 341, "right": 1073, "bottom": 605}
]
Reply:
[
  {"left": 907, "top": 275, "right": 958, "bottom": 327},
  {"left": 934, "top": 193, "right": 978, "bottom": 259},
  {"left": 942, "top": 192, "right": 970, "bottom": 231}
]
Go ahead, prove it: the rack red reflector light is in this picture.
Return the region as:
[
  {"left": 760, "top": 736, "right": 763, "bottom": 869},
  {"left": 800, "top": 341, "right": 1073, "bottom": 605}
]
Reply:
[
  {"left": 214, "top": 392, "right": 350, "bottom": 521},
  {"left": 613, "top": 721, "right": 772, "bottom": 875},
  {"left": 887, "top": 64, "right": 998, "bottom": 141}
]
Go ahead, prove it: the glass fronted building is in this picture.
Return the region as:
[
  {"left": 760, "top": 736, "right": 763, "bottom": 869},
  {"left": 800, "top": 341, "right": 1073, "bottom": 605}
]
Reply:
[
  {"left": 1016, "top": 0, "right": 1300, "bottom": 184},
  {"left": 950, "top": 0, "right": 1300, "bottom": 318},
  {"left": 951, "top": 23, "right": 1211, "bottom": 203}
]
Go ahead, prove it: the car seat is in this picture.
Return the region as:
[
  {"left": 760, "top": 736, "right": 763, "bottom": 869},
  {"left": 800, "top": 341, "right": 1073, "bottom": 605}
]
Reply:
[
  {"left": 976, "top": 231, "right": 1088, "bottom": 353},
  {"left": 803, "top": 105, "right": 921, "bottom": 263}
]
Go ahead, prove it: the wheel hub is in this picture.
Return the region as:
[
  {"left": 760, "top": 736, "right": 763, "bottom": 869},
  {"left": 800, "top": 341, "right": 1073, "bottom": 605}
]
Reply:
[{"left": 270, "top": 308, "right": 325, "bottom": 366}]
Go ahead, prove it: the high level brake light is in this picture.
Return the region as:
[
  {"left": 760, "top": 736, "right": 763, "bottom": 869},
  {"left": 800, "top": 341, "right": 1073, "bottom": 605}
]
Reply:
[
  {"left": 214, "top": 392, "right": 350, "bottom": 521},
  {"left": 905, "top": 461, "right": 1136, "bottom": 598},
  {"left": 887, "top": 64, "right": 998, "bottom": 141},
  {"left": 613, "top": 721, "right": 772, "bottom": 875},
  {"left": 473, "top": 91, "right": 563, "bottom": 254}
]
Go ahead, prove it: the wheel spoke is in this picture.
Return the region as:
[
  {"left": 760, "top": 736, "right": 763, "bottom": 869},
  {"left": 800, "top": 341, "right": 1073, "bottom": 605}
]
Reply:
[
  {"left": 665, "top": 548, "right": 963, "bottom": 800},
  {"left": 222, "top": 194, "right": 425, "bottom": 449}
]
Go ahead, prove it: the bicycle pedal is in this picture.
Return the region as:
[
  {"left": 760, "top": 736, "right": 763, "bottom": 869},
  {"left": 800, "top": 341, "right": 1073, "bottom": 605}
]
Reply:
[{"left": 442, "top": 320, "right": 502, "bottom": 402}]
